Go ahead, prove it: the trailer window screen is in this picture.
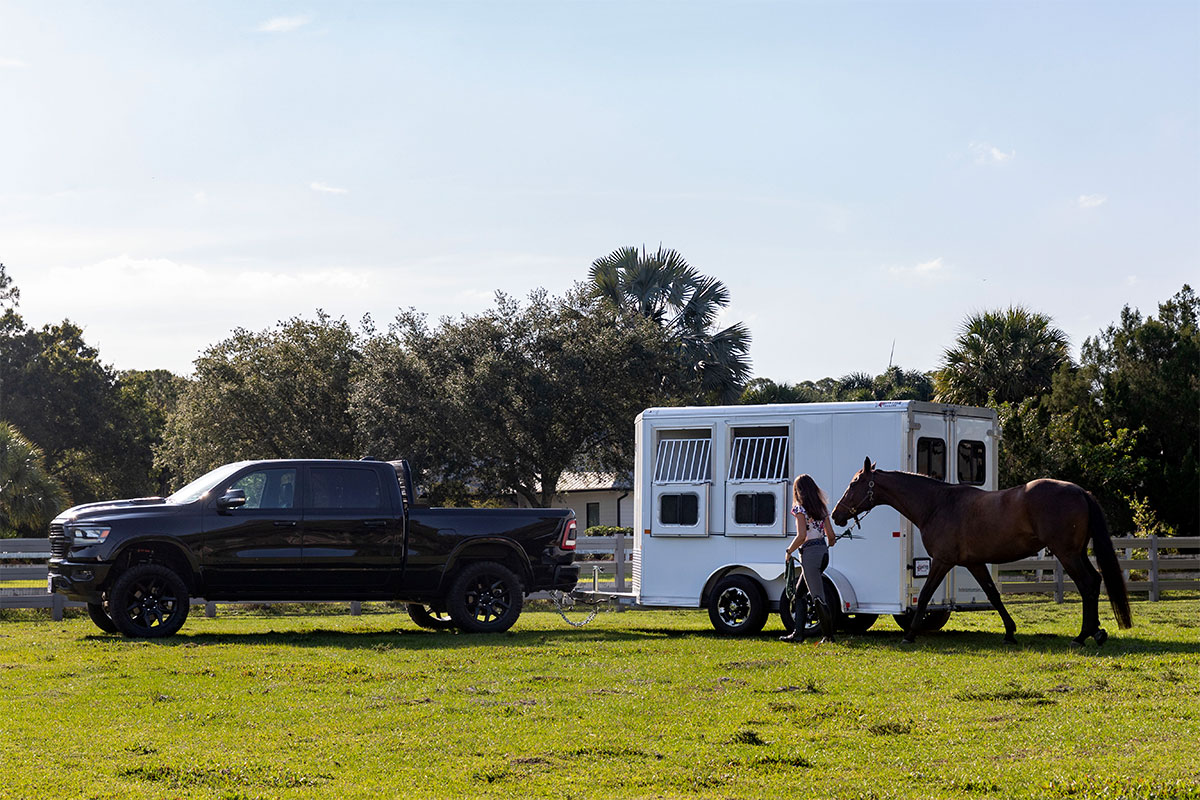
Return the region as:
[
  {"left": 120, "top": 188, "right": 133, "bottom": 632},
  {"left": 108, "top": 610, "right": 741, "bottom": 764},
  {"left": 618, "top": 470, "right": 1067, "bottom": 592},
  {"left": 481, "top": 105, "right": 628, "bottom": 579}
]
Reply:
[
  {"left": 957, "top": 441, "right": 986, "bottom": 485},
  {"left": 917, "top": 437, "right": 946, "bottom": 481},
  {"left": 734, "top": 492, "right": 776, "bottom": 526},
  {"left": 728, "top": 433, "right": 789, "bottom": 482},
  {"left": 654, "top": 436, "right": 712, "bottom": 483},
  {"left": 659, "top": 493, "right": 699, "bottom": 526}
]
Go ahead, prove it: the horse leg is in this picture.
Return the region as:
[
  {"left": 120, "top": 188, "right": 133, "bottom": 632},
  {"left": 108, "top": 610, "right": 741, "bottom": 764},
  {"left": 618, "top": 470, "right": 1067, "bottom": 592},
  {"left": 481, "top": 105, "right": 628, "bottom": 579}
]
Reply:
[
  {"left": 1057, "top": 552, "right": 1106, "bottom": 646},
  {"left": 903, "top": 560, "right": 952, "bottom": 645},
  {"left": 965, "top": 563, "right": 1017, "bottom": 644}
]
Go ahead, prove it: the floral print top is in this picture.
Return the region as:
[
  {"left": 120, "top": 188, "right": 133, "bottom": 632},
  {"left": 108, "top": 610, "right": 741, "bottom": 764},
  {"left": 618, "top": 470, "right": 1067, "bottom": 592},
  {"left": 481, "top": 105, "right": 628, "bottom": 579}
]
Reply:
[{"left": 791, "top": 504, "right": 826, "bottom": 541}]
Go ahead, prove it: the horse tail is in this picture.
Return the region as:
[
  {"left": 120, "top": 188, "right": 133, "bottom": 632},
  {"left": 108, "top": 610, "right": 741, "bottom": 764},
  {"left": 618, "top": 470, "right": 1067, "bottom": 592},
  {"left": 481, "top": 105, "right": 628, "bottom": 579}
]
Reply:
[{"left": 1086, "top": 491, "right": 1132, "bottom": 629}]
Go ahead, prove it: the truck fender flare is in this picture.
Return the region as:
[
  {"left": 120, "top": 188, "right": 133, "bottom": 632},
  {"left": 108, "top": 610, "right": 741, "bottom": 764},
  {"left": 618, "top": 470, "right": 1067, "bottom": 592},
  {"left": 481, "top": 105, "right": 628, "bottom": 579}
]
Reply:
[
  {"left": 109, "top": 538, "right": 200, "bottom": 585},
  {"left": 443, "top": 538, "right": 534, "bottom": 586}
]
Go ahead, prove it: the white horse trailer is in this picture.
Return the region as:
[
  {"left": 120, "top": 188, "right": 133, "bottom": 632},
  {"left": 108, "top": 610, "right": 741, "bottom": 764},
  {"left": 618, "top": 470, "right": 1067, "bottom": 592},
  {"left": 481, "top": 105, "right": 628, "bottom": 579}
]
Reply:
[{"left": 625, "top": 400, "right": 1000, "bottom": 635}]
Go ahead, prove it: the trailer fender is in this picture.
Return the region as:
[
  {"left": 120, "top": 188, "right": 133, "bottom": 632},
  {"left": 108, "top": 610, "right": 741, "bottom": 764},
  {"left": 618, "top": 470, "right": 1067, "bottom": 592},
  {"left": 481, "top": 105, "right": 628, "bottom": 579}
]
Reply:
[
  {"left": 822, "top": 567, "right": 859, "bottom": 614},
  {"left": 699, "top": 562, "right": 785, "bottom": 607}
]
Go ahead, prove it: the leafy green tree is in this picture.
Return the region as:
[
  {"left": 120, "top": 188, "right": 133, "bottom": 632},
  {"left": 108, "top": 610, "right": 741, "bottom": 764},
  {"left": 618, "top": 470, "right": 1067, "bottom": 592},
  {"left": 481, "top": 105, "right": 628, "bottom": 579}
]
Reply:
[
  {"left": 934, "top": 306, "right": 1070, "bottom": 405},
  {"left": 159, "top": 312, "right": 361, "bottom": 483},
  {"left": 353, "top": 289, "right": 675, "bottom": 507},
  {"left": 118, "top": 369, "right": 188, "bottom": 495},
  {"left": 738, "top": 378, "right": 826, "bottom": 404},
  {"left": 1079, "top": 285, "right": 1198, "bottom": 535},
  {"left": 0, "top": 263, "right": 18, "bottom": 311},
  {"left": 0, "top": 422, "right": 67, "bottom": 537},
  {"left": 739, "top": 367, "right": 932, "bottom": 404},
  {"left": 589, "top": 245, "right": 751, "bottom": 403}
]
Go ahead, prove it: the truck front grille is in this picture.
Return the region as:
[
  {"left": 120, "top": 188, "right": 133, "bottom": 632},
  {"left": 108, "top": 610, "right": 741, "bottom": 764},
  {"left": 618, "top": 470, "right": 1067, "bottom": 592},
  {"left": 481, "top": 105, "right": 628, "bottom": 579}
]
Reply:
[{"left": 49, "top": 524, "right": 70, "bottom": 558}]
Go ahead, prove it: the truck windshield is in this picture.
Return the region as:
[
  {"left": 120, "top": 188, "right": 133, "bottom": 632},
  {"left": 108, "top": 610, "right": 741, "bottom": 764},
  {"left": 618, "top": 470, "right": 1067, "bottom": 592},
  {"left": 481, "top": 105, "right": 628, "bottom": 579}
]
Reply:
[{"left": 165, "top": 462, "right": 252, "bottom": 505}]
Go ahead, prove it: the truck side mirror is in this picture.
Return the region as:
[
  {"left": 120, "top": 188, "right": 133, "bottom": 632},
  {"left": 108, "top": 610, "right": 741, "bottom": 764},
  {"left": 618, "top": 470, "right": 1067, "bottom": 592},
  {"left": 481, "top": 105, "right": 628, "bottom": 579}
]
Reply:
[{"left": 217, "top": 488, "right": 247, "bottom": 510}]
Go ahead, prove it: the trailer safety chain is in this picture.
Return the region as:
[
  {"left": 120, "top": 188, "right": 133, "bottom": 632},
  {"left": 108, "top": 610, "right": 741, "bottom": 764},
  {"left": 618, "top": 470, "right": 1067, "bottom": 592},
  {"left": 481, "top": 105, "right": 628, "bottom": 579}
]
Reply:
[{"left": 548, "top": 590, "right": 605, "bottom": 628}]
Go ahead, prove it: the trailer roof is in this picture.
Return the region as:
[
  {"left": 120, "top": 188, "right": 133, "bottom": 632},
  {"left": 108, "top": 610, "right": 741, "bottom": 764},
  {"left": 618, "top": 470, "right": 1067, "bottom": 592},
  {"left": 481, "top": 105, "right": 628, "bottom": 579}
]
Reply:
[{"left": 637, "top": 399, "right": 997, "bottom": 422}]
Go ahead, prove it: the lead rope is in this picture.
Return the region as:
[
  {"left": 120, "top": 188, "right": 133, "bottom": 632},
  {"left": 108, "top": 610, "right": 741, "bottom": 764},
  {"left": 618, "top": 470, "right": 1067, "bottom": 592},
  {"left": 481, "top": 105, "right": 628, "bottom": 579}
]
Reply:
[{"left": 549, "top": 590, "right": 604, "bottom": 627}]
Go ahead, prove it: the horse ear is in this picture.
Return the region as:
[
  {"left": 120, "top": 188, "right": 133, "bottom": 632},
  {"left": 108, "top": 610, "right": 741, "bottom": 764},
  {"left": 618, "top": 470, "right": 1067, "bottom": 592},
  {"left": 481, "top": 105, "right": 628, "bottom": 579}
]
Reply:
[{"left": 863, "top": 456, "right": 872, "bottom": 473}]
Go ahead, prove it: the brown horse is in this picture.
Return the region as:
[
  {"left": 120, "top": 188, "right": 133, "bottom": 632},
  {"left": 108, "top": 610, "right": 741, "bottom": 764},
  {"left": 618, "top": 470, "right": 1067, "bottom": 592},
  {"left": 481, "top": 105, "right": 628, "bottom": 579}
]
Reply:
[{"left": 831, "top": 457, "right": 1132, "bottom": 646}]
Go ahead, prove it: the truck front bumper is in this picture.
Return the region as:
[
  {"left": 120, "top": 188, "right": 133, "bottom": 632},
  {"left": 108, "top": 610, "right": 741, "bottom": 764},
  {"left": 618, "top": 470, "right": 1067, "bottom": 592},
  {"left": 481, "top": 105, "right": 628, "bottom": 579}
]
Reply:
[{"left": 47, "top": 560, "right": 112, "bottom": 604}]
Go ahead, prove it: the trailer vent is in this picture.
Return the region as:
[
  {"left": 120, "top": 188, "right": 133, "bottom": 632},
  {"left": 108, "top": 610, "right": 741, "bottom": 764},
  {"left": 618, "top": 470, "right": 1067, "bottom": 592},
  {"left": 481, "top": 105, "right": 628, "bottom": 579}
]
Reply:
[
  {"left": 653, "top": 438, "right": 712, "bottom": 484},
  {"left": 727, "top": 435, "right": 789, "bottom": 482}
]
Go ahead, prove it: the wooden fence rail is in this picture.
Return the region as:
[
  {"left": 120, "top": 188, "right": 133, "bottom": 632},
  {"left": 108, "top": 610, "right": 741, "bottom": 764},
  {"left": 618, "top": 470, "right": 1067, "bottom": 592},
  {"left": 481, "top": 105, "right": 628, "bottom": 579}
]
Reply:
[{"left": 4, "top": 534, "right": 1194, "bottom": 620}]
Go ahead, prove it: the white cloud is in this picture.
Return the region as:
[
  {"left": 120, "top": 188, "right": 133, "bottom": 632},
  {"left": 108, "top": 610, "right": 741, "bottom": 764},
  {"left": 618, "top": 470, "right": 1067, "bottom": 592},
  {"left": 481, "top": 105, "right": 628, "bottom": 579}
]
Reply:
[
  {"left": 1078, "top": 193, "right": 1107, "bottom": 208},
  {"left": 257, "top": 15, "right": 313, "bottom": 33},
  {"left": 889, "top": 257, "right": 947, "bottom": 281},
  {"left": 310, "top": 181, "right": 348, "bottom": 194},
  {"left": 0, "top": 57, "right": 29, "bottom": 68},
  {"left": 969, "top": 141, "right": 1015, "bottom": 164}
]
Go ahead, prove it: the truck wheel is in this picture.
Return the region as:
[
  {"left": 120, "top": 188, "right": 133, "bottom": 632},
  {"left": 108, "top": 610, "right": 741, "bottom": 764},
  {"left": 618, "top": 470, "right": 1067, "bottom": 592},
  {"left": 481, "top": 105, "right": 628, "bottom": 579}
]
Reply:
[
  {"left": 447, "top": 562, "right": 524, "bottom": 633},
  {"left": 86, "top": 601, "right": 119, "bottom": 634},
  {"left": 893, "top": 608, "right": 951, "bottom": 633},
  {"left": 108, "top": 564, "right": 191, "bottom": 639},
  {"left": 708, "top": 575, "right": 768, "bottom": 636},
  {"left": 406, "top": 603, "right": 455, "bottom": 630}
]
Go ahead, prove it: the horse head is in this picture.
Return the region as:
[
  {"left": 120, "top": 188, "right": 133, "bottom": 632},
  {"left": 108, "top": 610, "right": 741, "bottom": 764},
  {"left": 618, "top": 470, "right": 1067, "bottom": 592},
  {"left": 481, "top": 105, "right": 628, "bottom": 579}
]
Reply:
[{"left": 832, "top": 456, "right": 878, "bottom": 527}]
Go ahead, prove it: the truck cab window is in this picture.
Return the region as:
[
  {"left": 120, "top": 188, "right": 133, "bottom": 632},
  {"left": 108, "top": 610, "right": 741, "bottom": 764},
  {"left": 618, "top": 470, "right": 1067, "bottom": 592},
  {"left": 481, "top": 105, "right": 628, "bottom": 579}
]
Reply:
[
  {"left": 734, "top": 493, "right": 776, "bottom": 525},
  {"left": 957, "top": 441, "right": 986, "bottom": 485},
  {"left": 308, "top": 467, "right": 384, "bottom": 510},
  {"left": 231, "top": 468, "right": 297, "bottom": 509},
  {"left": 916, "top": 437, "right": 946, "bottom": 481},
  {"left": 660, "top": 493, "right": 699, "bottom": 526}
]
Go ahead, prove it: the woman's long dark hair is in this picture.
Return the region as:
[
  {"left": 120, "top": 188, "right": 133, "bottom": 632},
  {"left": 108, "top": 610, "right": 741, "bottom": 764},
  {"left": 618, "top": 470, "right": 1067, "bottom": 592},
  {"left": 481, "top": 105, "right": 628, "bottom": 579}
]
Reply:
[{"left": 793, "top": 474, "right": 828, "bottom": 521}]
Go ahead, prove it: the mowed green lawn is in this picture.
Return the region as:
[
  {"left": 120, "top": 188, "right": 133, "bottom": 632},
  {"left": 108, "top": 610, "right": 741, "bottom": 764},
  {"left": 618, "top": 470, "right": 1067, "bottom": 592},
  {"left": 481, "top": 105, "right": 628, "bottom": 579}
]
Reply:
[{"left": 1, "top": 597, "right": 1197, "bottom": 800}]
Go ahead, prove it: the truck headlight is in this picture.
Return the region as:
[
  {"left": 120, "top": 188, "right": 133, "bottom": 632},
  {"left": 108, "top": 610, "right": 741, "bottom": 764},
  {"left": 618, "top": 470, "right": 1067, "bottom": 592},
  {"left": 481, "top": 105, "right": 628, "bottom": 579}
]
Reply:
[{"left": 67, "top": 525, "right": 111, "bottom": 544}]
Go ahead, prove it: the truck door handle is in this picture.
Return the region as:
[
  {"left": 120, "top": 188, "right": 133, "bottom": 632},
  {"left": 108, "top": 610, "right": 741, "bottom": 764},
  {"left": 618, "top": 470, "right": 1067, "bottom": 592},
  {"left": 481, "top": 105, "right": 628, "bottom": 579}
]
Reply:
[
  {"left": 362, "top": 520, "right": 387, "bottom": 528},
  {"left": 273, "top": 521, "right": 297, "bottom": 527}
]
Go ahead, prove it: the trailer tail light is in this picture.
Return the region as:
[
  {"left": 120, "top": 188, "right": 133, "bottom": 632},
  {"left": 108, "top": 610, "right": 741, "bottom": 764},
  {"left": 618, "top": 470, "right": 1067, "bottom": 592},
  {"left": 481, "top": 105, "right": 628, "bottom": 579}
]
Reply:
[{"left": 560, "top": 519, "right": 578, "bottom": 550}]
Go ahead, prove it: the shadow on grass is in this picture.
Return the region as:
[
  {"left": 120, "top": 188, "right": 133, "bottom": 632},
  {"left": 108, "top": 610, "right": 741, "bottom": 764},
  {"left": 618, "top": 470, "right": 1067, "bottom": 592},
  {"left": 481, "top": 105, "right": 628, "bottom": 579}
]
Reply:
[{"left": 828, "top": 627, "right": 1197, "bottom": 655}]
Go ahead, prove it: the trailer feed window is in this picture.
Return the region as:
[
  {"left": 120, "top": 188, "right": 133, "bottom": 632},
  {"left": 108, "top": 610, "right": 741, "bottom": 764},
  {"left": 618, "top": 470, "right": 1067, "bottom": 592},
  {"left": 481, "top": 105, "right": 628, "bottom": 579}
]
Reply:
[
  {"left": 659, "top": 493, "right": 699, "bottom": 526},
  {"left": 734, "top": 492, "right": 777, "bottom": 526},
  {"left": 727, "top": 426, "right": 790, "bottom": 482},
  {"left": 957, "top": 441, "right": 986, "bottom": 485},
  {"left": 917, "top": 437, "right": 946, "bottom": 481},
  {"left": 654, "top": 432, "right": 712, "bottom": 484}
]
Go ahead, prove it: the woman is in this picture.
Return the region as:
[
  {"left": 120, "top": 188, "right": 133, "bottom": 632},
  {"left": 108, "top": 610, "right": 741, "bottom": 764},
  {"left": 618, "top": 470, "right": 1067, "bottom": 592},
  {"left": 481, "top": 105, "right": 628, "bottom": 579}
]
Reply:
[{"left": 780, "top": 473, "right": 838, "bottom": 643}]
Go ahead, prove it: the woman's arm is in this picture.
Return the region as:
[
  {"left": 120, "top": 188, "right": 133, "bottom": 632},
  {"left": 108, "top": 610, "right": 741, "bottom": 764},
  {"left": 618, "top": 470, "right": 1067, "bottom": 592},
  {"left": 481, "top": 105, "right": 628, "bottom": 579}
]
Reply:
[
  {"left": 823, "top": 516, "right": 836, "bottom": 547},
  {"left": 785, "top": 510, "right": 805, "bottom": 556}
]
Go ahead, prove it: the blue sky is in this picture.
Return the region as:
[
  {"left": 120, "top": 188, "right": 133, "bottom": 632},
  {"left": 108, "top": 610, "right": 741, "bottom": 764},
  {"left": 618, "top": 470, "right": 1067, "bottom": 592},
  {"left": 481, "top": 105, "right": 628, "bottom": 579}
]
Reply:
[{"left": 1, "top": 1, "right": 1196, "bottom": 381}]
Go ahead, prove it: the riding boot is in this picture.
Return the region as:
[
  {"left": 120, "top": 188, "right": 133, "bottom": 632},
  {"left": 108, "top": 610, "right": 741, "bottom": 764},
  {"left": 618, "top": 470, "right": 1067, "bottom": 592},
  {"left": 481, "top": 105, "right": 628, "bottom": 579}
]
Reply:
[
  {"left": 814, "top": 600, "right": 836, "bottom": 643},
  {"left": 780, "top": 598, "right": 808, "bottom": 643}
]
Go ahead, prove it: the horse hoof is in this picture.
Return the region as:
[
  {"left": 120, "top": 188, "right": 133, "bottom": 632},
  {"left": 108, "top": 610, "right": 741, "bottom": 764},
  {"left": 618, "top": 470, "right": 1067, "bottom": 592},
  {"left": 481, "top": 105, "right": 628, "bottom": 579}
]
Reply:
[
  {"left": 1003, "top": 635, "right": 1018, "bottom": 646},
  {"left": 1093, "top": 628, "right": 1108, "bottom": 646},
  {"left": 900, "top": 637, "right": 916, "bottom": 646},
  {"left": 1069, "top": 638, "right": 1085, "bottom": 648}
]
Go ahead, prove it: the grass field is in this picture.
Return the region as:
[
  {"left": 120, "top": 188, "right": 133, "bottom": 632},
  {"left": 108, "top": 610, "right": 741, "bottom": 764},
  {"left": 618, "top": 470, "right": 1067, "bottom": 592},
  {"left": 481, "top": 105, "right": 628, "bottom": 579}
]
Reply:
[{"left": 1, "top": 596, "right": 1197, "bottom": 800}]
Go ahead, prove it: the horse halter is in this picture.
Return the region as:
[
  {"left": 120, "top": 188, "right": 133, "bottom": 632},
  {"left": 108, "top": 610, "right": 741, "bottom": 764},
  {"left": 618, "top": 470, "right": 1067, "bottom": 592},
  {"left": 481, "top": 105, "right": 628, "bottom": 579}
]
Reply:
[{"left": 841, "top": 479, "right": 876, "bottom": 530}]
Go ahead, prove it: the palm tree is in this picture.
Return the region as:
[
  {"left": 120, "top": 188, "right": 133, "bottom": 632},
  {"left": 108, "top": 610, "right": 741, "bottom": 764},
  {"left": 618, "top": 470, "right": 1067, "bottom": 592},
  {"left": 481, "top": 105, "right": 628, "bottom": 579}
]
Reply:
[
  {"left": 0, "top": 422, "right": 67, "bottom": 536},
  {"left": 934, "top": 307, "right": 1070, "bottom": 405},
  {"left": 589, "top": 245, "right": 751, "bottom": 403}
]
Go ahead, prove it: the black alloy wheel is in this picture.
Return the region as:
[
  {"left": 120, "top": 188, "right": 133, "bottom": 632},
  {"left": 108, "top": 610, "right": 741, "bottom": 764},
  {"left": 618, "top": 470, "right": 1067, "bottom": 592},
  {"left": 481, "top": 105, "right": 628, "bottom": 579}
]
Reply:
[
  {"left": 447, "top": 562, "right": 524, "bottom": 633},
  {"left": 707, "top": 575, "right": 768, "bottom": 635},
  {"left": 406, "top": 603, "right": 455, "bottom": 630},
  {"left": 108, "top": 564, "right": 191, "bottom": 639}
]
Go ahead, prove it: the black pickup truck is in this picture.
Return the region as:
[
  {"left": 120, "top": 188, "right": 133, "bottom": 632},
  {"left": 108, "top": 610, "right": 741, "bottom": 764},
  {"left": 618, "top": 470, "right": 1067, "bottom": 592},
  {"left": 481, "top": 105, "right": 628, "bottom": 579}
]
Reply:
[{"left": 48, "top": 458, "right": 579, "bottom": 638}]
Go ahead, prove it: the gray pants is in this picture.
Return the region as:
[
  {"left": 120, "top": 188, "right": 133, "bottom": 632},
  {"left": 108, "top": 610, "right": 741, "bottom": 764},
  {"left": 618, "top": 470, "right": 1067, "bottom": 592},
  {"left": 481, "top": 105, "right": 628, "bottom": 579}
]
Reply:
[{"left": 799, "top": 538, "right": 830, "bottom": 609}]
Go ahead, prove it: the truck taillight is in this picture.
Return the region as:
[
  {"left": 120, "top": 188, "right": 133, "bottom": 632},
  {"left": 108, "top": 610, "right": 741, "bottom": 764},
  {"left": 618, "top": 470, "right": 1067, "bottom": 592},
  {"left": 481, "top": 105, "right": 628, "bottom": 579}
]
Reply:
[{"left": 560, "top": 519, "right": 577, "bottom": 550}]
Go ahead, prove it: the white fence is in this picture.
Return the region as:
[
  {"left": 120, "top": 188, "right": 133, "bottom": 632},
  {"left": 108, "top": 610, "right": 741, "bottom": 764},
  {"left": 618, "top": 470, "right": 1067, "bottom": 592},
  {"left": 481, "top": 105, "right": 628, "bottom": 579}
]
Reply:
[{"left": 4, "top": 534, "right": 1194, "bottom": 621}]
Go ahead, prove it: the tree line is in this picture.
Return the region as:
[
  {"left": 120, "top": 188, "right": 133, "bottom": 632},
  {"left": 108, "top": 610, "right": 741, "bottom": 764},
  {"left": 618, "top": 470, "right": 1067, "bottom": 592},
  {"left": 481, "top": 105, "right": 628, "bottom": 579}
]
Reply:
[{"left": 0, "top": 256, "right": 1195, "bottom": 540}]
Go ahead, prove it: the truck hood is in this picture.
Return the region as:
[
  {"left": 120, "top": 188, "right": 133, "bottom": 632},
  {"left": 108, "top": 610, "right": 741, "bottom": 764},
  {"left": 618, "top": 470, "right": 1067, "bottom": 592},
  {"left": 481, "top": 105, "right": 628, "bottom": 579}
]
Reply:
[{"left": 53, "top": 497, "right": 174, "bottom": 525}]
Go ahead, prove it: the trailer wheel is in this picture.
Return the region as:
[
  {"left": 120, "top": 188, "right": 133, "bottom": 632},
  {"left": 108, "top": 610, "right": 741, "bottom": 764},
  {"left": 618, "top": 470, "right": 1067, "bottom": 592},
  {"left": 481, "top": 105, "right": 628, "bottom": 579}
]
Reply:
[
  {"left": 108, "top": 563, "right": 190, "bottom": 639},
  {"left": 86, "top": 601, "right": 119, "bottom": 634},
  {"left": 406, "top": 603, "right": 455, "bottom": 630},
  {"left": 893, "top": 608, "right": 951, "bottom": 633},
  {"left": 708, "top": 575, "right": 768, "bottom": 636},
  {"left": 447, "top": 562, "right": 524, "bottom": 633}
]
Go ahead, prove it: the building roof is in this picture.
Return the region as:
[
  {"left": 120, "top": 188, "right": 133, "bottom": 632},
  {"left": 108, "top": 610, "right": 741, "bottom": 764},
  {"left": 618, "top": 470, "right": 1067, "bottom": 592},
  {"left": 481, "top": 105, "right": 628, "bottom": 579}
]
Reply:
[{"left": 556, "top": 471, "right": 633, "bottom": 493}]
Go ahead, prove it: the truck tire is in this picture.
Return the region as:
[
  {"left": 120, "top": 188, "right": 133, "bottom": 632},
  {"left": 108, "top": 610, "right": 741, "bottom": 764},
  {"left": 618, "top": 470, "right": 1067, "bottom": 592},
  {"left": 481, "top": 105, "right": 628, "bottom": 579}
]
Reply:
[
  {"left": 893, "top": 608, "right": 951, "bottom": 633},
  {"left": 708, "top": 575, "right": 768, "bottom": 636},
  {"left": 406, "top": 603, "right": 455, "bottom": 630},
  {"left": 446, "top": 562, "right": 524, "bottom": 633},
  {"left": 108, "top": 563, "right": 191, "bottom": 639},
  {"left": 86, "top": 601, "right": 119, "bottom": 634}
]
